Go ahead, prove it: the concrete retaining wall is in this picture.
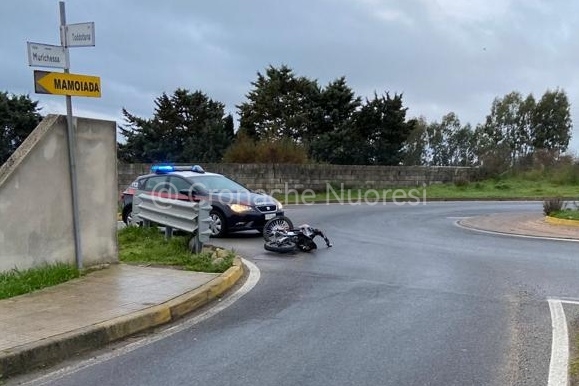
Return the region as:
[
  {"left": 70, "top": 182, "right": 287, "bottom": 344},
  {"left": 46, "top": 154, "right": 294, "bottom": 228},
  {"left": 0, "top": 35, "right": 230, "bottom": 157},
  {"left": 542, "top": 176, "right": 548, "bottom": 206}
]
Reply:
[
  {"left": 0, "top": 115, "right": 118, "bottom": 272},
  {"left": 118, "top": 163, "right": 477, "bottom": 196}
]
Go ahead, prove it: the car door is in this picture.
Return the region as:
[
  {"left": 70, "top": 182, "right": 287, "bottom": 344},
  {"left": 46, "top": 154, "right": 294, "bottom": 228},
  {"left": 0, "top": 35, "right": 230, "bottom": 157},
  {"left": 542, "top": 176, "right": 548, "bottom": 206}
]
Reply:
[
  {"left": 168, "top": 176, "right": 192, "bottom": 201},
  {"left": 143, "top": 176, "right": 170, "bottom": 198}
]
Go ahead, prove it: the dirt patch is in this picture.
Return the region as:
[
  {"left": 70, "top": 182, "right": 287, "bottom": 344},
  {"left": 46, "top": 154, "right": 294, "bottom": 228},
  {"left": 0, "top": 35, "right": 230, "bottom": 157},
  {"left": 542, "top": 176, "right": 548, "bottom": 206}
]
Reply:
[{"left": 460, "top": 212, "right": 579, "bottom": 240}]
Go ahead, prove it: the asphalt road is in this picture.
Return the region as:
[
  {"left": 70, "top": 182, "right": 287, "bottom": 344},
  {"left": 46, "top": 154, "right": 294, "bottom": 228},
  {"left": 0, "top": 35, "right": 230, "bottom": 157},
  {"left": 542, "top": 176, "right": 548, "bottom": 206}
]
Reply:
[{"left": 19, "top": 202, "right": 579, "bottom": 386}]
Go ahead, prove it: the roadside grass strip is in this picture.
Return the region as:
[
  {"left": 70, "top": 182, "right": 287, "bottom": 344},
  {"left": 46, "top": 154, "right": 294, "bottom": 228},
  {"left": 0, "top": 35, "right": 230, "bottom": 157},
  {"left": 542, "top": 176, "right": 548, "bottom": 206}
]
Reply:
[
  {"left": 117, "top": 226, "right": 234, "bottom": 273},
  {"left": 551, "top": 210, "right": 579, "bottom": 222},
  {"left": 0, "top": 263, "right": 80, "bottom": 300},
  {"left": 275, "top": 178, "right": 579, "bottom": 204}
]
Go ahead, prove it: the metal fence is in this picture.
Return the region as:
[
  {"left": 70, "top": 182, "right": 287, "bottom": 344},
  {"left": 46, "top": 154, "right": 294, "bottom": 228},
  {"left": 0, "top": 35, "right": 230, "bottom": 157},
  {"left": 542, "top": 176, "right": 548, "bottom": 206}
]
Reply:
[{"left": 133, "top": 192, "right": 212, "bottom": 253}]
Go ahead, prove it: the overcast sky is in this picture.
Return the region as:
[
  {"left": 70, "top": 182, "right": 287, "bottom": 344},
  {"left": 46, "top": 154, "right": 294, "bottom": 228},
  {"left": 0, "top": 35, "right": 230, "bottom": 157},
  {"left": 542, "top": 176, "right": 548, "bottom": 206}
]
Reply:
[{"left": 2, "top": 0, "right": 579, "bottom": 152}]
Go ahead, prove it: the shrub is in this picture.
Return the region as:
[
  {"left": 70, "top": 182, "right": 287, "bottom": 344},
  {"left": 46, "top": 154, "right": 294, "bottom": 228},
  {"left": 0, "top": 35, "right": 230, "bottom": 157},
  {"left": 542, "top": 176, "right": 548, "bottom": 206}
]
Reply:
[
  {"left": 453, "top": 177, "right": 470, "bottom": 188},
  {"left": 223, "top": 134, "right": 309, "bottom": 164},
  {"left": 543, "top": 198, "right": 564, "bottom": 216},
  {"left": 550, "top": 163, "right": 579, "bottom": 185},
  {"left": 477, "top": 146, "right": 511, "bottom": 180}
]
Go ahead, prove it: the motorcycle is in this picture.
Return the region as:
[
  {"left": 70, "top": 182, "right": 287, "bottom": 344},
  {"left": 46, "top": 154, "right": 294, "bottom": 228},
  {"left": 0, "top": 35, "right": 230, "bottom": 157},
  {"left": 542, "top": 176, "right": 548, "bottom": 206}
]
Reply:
[{"left": 262, "top": 216, "right": 332, "bottom": 253}]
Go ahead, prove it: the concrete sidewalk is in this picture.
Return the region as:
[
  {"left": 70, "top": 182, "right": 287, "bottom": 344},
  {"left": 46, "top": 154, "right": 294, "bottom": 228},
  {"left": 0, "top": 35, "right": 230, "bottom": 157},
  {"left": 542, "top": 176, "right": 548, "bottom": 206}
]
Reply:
[{"left": 0, "top": 260, "right": 244, "bottom": 379}]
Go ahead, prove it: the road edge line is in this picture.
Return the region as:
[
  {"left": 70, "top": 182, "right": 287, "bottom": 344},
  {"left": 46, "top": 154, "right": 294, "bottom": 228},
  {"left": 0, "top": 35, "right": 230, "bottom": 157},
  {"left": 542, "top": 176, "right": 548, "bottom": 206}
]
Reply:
[
  {"left": 455, "top": 220, "right": 579, "bottom": 243},
  {"left": 548, "top": 299, "right": 569, "bottom": 386}
]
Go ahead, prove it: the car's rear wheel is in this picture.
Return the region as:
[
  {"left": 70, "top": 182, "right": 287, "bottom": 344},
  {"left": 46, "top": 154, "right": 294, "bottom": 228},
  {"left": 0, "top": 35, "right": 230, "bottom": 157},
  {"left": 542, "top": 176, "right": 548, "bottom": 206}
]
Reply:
[{"left": 209, "top": 209, "right": 227, "bottom": 237}]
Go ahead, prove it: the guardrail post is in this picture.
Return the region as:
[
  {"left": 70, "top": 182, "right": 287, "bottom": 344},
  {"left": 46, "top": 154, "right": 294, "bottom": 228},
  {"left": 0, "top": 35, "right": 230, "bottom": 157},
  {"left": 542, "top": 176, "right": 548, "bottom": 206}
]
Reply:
[
  {"left": 197, "top": 200, "right": 213, "bottom": 244},
  {"left": 165, "top": 226, "right": 173, "bottom": 240},
  {"left": 189, "top": 236, "right": 202, "bottom": 254},
  {"left": 188, "top": 200, "right": 212, "bottom": 253}
]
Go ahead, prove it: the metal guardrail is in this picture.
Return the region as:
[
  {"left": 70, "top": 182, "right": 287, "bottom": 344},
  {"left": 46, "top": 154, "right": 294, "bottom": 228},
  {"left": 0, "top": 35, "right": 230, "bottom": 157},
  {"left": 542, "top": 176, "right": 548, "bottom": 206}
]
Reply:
[{"left": 134, "top": 192, "right": 213, "bottom": 252}]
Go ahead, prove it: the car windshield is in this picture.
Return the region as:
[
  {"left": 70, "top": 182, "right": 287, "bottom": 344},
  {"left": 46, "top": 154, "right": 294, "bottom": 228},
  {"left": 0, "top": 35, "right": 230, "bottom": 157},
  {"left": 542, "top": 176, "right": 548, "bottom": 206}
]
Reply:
[{"left": 187, "top": 175, "right": 249, "bottom": 194}]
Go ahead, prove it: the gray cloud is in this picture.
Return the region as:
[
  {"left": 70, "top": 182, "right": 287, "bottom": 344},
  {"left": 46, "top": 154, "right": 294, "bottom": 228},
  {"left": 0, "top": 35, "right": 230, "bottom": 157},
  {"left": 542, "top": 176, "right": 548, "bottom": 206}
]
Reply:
[{"left": 2, "top": 0, "right": 578, "bottom": 151}]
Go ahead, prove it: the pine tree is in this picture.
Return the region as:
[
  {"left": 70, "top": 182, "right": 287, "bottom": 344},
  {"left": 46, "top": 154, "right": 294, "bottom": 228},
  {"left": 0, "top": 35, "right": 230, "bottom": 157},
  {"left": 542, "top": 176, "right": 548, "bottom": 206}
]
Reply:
[{"left": 0, "top": 92, "right": 42, "bottom": 165}]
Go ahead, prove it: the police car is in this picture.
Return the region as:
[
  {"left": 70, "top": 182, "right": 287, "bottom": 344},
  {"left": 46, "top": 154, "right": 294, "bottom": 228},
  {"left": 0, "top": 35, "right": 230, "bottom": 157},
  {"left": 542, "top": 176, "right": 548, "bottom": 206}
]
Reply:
[{"left": 119, "top": 165, "right": 284, "bottom": 237}]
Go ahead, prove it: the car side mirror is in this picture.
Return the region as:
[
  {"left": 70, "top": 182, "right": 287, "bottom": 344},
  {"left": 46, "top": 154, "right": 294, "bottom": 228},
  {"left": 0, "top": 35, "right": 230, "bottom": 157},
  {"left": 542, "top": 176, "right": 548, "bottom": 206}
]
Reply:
[{"left": 179, "top": 189, "right": 201, "bottom": 202}]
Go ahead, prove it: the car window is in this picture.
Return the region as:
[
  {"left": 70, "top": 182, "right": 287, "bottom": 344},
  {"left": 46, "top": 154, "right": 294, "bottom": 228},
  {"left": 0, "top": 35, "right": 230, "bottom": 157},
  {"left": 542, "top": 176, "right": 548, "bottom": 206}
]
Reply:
[
  {"left": 188, "top": 175, "right": 249, "bottom": 193},
  {"left": 168, "top": 176, "right": 191, "bottom": 193},
  {"left": 143, "top": 176, "right": 168, "bottom": 192}
]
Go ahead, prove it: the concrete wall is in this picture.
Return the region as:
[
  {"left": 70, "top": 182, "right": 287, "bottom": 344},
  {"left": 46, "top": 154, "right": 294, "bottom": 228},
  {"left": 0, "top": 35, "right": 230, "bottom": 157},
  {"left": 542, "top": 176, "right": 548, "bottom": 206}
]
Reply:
[
  {"left": 118, "top": 163, "right": 478, "bottom": 195},
  {"left": 0, "top": 115, "right": 118, "bottom": 272}
]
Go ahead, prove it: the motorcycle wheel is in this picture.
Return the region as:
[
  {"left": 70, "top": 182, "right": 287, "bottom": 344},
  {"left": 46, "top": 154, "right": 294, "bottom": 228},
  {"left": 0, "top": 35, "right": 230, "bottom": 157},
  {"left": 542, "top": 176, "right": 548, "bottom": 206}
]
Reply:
[
  {"left": 264, "top": 241, "right": 297, "bottom": 253},
  {"left": 263, "top": 216, "right": 294, "bottom": 243},
  {"left": 297, "top": 239, "right": 317, "bottom": 252}
]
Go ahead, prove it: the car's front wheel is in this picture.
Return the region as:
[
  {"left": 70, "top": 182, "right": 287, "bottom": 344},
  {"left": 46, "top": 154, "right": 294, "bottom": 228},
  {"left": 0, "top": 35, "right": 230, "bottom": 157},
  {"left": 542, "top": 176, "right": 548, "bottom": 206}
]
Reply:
[{"left": 209, "top": 209, "right": 227, "bottom": 237}]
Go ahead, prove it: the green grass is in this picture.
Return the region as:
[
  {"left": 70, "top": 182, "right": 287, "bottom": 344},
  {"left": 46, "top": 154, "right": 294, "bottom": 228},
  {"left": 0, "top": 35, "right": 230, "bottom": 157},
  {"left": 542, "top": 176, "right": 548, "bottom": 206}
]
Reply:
[
  {"left": 0, "top": 263, "right": 81, "bottom": 300},
  {"left": 118, "top": 226, "right": 234, "bottom": 273},
  {"left": 420, "top": 178, "right": 578, "bottom": 199},
  {"left": 551, "top": 209, "right": 579, "bottom": 221},
  {"left": 0, "top": 227, "right": 232, "bottom": 301},
  {"left": 275, "top": 178, "right": 579, "bottom": 204}
]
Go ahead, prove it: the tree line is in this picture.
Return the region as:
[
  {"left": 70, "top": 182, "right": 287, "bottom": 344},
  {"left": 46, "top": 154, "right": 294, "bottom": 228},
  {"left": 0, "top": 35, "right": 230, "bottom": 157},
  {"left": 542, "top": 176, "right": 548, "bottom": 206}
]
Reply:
[
  {"left": 405, "top": 90, "right": 572, "bottom": 169},
  {"left": 0, "top": 65, "right": 573, "bottom": 169}
]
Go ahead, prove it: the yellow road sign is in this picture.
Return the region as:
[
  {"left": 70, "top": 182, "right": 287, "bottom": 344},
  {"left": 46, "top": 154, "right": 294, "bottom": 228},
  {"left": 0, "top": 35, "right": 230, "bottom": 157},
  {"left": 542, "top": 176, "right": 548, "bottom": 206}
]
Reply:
[{"left": 34, "top": 70, "right": 101, "bottom": 98}]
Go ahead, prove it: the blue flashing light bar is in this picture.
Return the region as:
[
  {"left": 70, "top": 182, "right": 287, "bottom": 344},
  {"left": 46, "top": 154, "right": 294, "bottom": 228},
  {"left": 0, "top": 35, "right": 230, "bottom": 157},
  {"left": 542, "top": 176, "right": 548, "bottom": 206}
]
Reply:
[
  {"left": 151, "top": 164, "right": 175, "bottom": 174},
  {"left": 151, "top": 164, "right": 205, "bottom": 174}
]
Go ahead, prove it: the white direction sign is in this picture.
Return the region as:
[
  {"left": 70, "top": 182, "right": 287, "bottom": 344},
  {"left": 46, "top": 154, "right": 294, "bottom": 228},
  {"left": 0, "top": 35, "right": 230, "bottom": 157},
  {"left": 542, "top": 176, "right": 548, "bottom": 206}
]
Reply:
[
  {"left": 62, "top": 22, "right": 95, "bottom": 47},
  {"left": 27, "top": 42, "right": 68, "bottom": 69}
]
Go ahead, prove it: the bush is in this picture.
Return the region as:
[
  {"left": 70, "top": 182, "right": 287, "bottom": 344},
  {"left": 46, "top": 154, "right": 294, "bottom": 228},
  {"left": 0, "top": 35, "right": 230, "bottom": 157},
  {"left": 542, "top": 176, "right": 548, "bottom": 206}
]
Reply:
[
  {"left": 550, "top": 163, "right": 579, "bottom": 185},
  {"left": 453, "top": 177, "right": 470, "bottom": 188},
  {"left": 543, "top": 198, "right": 564, "bottom": 216},
  {"left": 223, "top": 133, "right": 309, "bottom": 164},
  {"left": 477, "top": 146, "right": 511, "bottom": 180}
]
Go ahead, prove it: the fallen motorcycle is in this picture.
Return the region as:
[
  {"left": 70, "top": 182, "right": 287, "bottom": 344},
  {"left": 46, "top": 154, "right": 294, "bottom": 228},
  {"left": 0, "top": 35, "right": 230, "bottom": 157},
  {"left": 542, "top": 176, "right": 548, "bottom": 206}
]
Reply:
[{"left": 262, "top": 216, "right": 332, "bottom": 253}]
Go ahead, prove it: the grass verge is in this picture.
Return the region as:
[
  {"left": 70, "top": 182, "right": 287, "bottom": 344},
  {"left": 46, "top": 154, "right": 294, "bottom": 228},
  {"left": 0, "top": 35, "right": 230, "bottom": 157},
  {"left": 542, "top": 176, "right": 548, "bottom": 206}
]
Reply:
[
  {"left": 275, "top": 178, "right": 579, "bottom": 204},
  {"left": 0, "top": 227, "right": 233, "bottom": 301},
  {"left": 0, "top": 263, "right": 81, "bottom": 300},
  {"left": 551, "top": 209, "right": 579, "bottom": 221},
  {"left": 118, "top": 226, "right": 234, "bottom": 273}
]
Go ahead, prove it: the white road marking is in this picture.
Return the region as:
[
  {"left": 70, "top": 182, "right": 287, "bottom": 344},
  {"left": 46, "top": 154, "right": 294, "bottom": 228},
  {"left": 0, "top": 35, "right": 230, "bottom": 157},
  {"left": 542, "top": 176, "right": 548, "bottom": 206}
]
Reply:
[
  {"left": 557, "top": 299, "right": 579, "bottom": 306},
  {"left": 22, "top": 258, "right": 261, "bottom": 386},
  {"left": 455, "top": 221, "right": 579, "bottom": 243},
  {"left": 548, "top": 299, "right": 569, "bottom": 386}
]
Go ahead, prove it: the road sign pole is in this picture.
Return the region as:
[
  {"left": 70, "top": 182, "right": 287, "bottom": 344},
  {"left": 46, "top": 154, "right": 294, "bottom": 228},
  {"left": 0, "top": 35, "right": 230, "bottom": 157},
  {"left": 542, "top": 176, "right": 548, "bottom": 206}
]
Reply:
[{"left": 60, "top": 1, "right": 82, "bottom": 270}]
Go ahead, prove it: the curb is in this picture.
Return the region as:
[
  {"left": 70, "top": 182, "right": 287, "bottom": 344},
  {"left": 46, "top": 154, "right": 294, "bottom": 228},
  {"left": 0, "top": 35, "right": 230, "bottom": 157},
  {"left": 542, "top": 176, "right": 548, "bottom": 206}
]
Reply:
[
  {"left": 546, "top": 216, "right": 579, "bottom": 227},
  {"left": 0, "top": 257, "right": 244, "bottom": 379}
]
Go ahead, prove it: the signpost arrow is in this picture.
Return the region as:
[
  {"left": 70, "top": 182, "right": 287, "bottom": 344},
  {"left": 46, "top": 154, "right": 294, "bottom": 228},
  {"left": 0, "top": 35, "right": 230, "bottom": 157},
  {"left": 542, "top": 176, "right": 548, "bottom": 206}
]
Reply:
[{"left": 34, "top": 70, "right": 101, "bottom": 98}]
